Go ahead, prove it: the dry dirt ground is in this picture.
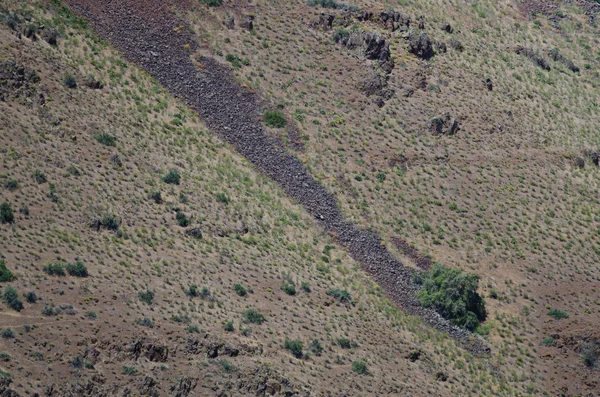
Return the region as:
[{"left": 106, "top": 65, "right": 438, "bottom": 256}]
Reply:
[{"left": 0, "top": 0, "right": 599, "bottom": 396}]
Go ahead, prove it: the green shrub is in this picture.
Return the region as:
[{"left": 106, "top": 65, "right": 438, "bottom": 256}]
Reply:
[
  {"left": 3, "top": 286, "right": 23, "bottom": 312},
  {"left": 176, "top": 211, "right": 191, "bottom": 227},
  {"left": 23, "top": 291, "right": 38, "bottom": 303},
  {"left": 135, "top": 317, "right": 154, "bottom": 328},
  {"left": 263, "top": 110, "right": 287, "bottom": 128},
  {"left": 223, "top": 320, "right": 234, "bottom": 332},
  {"left": 122, "top": 365, "right": 136, "bottom": 375},
  {"left": 301, "top": 282, "right": 311, "bottom": 292},
  {"left": 582, "top": 343, "right": 597, "bottom": 368},
  {"left": 282, "top": 282, "right": 296, "bottom": 296},
  {"left": 42, "top": 305, "right": 59, "bottom": 316},
  {"left": 0, "top": 353, "right": 10, "bottom": 362},
  {"left": 94, "top": 132, "right": 116, "bottom": 146},
  {"left": 307, "top": 0, "right": 359, "bottom": 11},
  {"left": 199, "top": 0, "right": 222, "bottom": 6},
  {"left": 162, "top": 169, "right": 181, "bottom": 185},
  {"left": 332, "top": 28, "right": 350, "bottom": 43},
  {"left": 101, "top": 213, "right": 120, "bottom": 230},
  {"left": 309, "top": 339, "right": 323, "bottom": 356},
  {"left": 186, "top": 325, "right": 201, "bottom": 333},
  {"left": 86, "top": 311, "right": 97, "bottom": 319},
  {"left": 150, "top": 191, "right": 163, "bottom": 204},
  {"left": 32, "top": 170, "right": 47, "bottom": 184},
  {"left": 66, "top": 261, "right": 88, "bottom": 277},
  {"left": 352, "top": 361, "right": 368, "bottom": 375},
  {"left": 43, "top": 263, "right": 66, "bottom": 276},
  {"left": 415, "top": 264, "right": 486, "bottom": 331},
  {"left": 284, "top": 339, "right": 303, "bottom": 358},
  {"left": 0, "top": 369, "right": 10, "bottom": 380},
  {"left": 225, "top": 54, "right": 250, "bottom": 69},
  {"left": 1, "top": 329, "right": 14, "bottom": 339},
  {"left": 63, "top": 73, "right": 77, "bottom": 88},
  {"left": 4, "top": 179, "right": 18, "bottom": 190},
  {"left": 138, "top": 289, "right": 155, "bottom": 304},
  {"left": 186, "top": 284, "right": 199, "bottom": 297},
  {"left": 0, "top": 260, "right": 14, "bottom": 282},
  {"left": 542, "top": 337, "right": 555, "bottom": 347},
  {"left": 71, "top": 355, "right": 84, "bottom": 368},
  {"left": 335, "top": 337, "right": 355, "bottom": 349},
  {"left": 0, "top": 202, "right": 14, "bottom": 224},
  {"left": 243, "top": 309, "right": 265, "bottom": 324},
  {"left": 234, "top": 284, "right": 247, "bottom": 297},
  {"left": 327, "top": 288, "right": 353, "bottom": 305},
  {"left": 547, "top": 308, "right": 569, "bottom": 319},
  {"left": 220, "top": 359, "right": 236, "bottom": 373},
  {"left": 216, "top": 192, "right": 230, "bottom": 204}
]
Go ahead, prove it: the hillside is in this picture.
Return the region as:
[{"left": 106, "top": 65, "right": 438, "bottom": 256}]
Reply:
[{"left": 0, "top": 0, "right": 599, "bottom": 396}]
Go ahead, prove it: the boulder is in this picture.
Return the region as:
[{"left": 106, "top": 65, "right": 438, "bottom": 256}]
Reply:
[
  {"left": 430, "top": 113, "right": 460, "bottom": 135},
  {"left": 449, "top": 38, "right": 464, "bottom": 52},
  {"left": 225, "top": 15, "right": 234, "bottom": 30},
  {"left": 485, "top": 78, "right": 493, "bottom": 91},
  {"left": 318, "top": 13, "right": 334, "bottom": 29},
  {"left": 170, "top": 377, "right": 198, "bottom": 397},
  {"left": 240, "top": 15, "right": 254, "bottom": 31},
  {"left": 515, "top": 46, "right": 550, "bottom": 71},
  {"left": 440, "top": 22, "right": 453, "bottom": 33},
  {"left": 408, "top": 33, "right": 434, "bottom": 59}
]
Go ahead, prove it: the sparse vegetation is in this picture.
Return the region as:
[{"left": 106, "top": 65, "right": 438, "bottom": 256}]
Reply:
[
  {"left": 66, "top": 261, "right": 88, "bottom": 277},
  {"left": 94, "top": 132, "right": 117, "bottom": 146},
  {"left": 326, "top": 288, "right": 353, "bottom": 305},
  {"left": 352, "top": 361, "right": 368, "bottom": 375},
  {"left": 138, "top": 289, "right": 155, "bottom": 304}
]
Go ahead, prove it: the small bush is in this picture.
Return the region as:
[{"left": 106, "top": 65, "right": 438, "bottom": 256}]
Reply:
[
  {"left": 135, "top": 317, "right": 154, "bottom": 328},
  {"left": 122, "top": 365, "right": 137, "bottom": 375},
  {"left": 352, "top": 361, "right": 368, "bottom": 375},
  {"left": 309, "top": 339, "right": 323, "bottom": 355},
  {"left": 582, "top": 343, "right": 597, "bottom": 368},
  {"left": 327, "top": 288, "right": 353, "bottom": 305},
  {"left": 66, "top": 261, "right": 88, "bottom": 277},
  {"left": 284, "top": 339, "right": 303, "bottom": 358},
  {"left": 71, "top": 355, "right": 84, "bottom": 368},
  {"left": 4, "top": 179, "right": 18, "bottom": 190},
  {"left": 223, "top": 320, "right": 234, "bottom": 332},
  {"left": 3, "top": 286, "right": 23, "bottom": 312},
  {"left": 150, "top": 191, "right": 163, "bottom": 204},
  {"left": 216, "top": 192, "right": 230, "bottom": 204},
  {"left": 176, "top": 211, "right": 191, "bottom": 227},
  {"left": 162, "top": 169, "right": 181, "bottom": 185},
  {"left": 24, "top": 291, "right": 38, "bottom": 303},
  {"left": 225, "top": 54, "right": 250, "bottom": 69},
  {"left": 186, "top": 284, "right": 199, "bottom": 297},
  {"left": 547, "top": 308, "right": 569, "bottom": 319},
  {"left": 42, "top": 305, "right": 59, "bottom": 316},
  {"left": 332, "top": 28, "right": 350, "bottom": 43},
  {"left": 94, "top": 132, "right": 116, "bottom": 146},
  {"left": 234, "top": 284, "right": 247, "bottom": 297},
  {"left": 43, "top": 263, "right": 66, "bottom": 276},
  {"left": 335, "top": 337, "right": 355, "bottom": 349},
  {"left": 263, "top": 110, "right": 287, "bottom": 128},
  {"left": 101, "top": 213, "right": 120, "bottom": 230},
  {"left": 186, "top": 325, "right": 201, "bottom": 333},
  {"left": 282, "top": 282, "right": 296, "bottom": 296},
  {"left": 63, "top": 73, "right": 77, "bottom": 88},
  {"left": 138, "top": 289, "right": 155, "bottom": 304},
  {"left": 0, "top": 202, "right": 14, "bottom": 224},
  {"left": 301, "top": 282, "right": 311, "bottom": 292},
  {"left": 1, "top": 329, "right": 15, "bottom": 339},
  {"left": 220, "top": 359, "right": 236, "bottom": 373},
  {"left": 32, "top": 170, "right": 47, "bottom": 184},
  {"left": 0, "top": 260, "right": 14, "bottom": 282},
  {"left": 0, "top": 353, "right": 10, "bottom": 362},
  {"left": 243, "top": 309, "right": 265, "bottom": 324},
  {"left": 307, "top": 0, "right": 358, "bottom": 10},
  {"left": 86, "top": 311, "right": 97, "bottom": 319},
  {"left": 199, "top": 0, "right": 223, "bottom": 6}
]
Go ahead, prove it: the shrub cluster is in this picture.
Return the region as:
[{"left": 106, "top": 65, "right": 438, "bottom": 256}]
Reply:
[{"left": 415, "top": 263, "right": 486, "bottom": 331}]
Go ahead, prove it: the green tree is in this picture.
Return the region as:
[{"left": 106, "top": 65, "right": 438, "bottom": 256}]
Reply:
[{"left": 415, "top": 264, "right": 486, "bottom": 331}]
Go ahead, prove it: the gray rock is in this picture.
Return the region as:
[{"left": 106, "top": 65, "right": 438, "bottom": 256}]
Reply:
[{"left": 408, "top": 33, "right": 434, "bottom": 59}]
